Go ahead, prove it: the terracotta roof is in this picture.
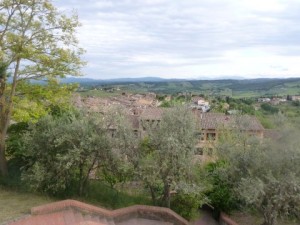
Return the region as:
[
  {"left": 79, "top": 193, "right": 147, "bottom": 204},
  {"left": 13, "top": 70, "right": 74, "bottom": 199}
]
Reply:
[
  {"left": 140, "top": 108, "right": 167, "bottom": 120},
  {"left": 200, "top": 113, "right": 264, "bottom": 131},
  {"left": 136, "top": 98, "right": 153, "bottom": 106}
]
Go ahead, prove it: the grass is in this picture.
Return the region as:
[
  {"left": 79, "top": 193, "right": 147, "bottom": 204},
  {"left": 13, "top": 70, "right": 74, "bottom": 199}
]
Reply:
[
  {"left": 81, "top": 181, "right": 151, "bottom": 209},
  {"left": 0, "top": 180, "right": 150, "bottom": 223},
  {"left": 0, "top": 186, "right": 55, "bottom": 222}
]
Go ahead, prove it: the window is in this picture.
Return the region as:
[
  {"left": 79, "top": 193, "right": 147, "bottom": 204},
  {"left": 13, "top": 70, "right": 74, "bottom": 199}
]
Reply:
[
  {"left": 133, "top": 130, "right": 139, "bottom": 137},
  {"left": 196, "top": 148, "right": 203, "bottom": 155},
  {"left": 206, "top": 133, "right": 216, "bottom": 140}
]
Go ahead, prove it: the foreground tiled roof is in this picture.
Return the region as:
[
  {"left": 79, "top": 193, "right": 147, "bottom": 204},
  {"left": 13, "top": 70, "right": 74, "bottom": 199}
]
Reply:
[
  {"left": 200, "top": 113, "right": 264, "bottom": 131},
  {"left": 6, "top": 200, "right": 188, "bottom": 225}
]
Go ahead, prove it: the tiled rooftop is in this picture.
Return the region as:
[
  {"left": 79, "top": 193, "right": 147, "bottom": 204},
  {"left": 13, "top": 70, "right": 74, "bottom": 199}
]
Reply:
[
  {"left": 140, "top": 108, "right": 167, "bottom": 120},
  {"left": 200, "top": 113, "right": 264, "bottom": 131}
]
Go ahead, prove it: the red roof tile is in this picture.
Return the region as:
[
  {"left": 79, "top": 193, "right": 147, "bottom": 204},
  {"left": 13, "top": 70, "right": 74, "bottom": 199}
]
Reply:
[{"left": 200, "top": 113, "right": 264, "bottom": 131}]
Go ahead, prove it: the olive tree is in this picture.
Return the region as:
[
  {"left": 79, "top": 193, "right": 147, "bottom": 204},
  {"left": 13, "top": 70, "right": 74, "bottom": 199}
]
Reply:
[
  {"left": 20, "top": 107, "right": 139, "bottom": 196},
  {"left": 137, "top": 107, "right": 207, "bottom": 208},
  {"left": 0, "top": 0, "right": 84, "bottom": 176},
  {"left": 215, "top": 128, "right": 300, "bottom": 225},
  {"left": 97, "top": 106, "right": 137, "bottom": 189},
  {"left": 21, "top": 112, "right": 111, "bottom": 196}
]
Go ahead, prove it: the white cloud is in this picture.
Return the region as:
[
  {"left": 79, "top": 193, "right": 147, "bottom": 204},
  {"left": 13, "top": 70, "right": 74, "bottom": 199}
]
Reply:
[{"left": 56, "top": 0, "right": 300, "bottom": 79}]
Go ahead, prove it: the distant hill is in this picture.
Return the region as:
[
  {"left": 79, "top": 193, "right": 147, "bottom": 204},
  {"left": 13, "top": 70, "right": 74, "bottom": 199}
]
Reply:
[
  {"left": 60, "top": 76, "right": 186, "bottom": 84},
  {"left": 60, "top": 76, "right": 163, "bottom": 84},
  {"left": 9, "top": 76, "right": 300, "bottom": 97},
  {"left": 71, "top": 77, "right": 300, "bottom": 97}
]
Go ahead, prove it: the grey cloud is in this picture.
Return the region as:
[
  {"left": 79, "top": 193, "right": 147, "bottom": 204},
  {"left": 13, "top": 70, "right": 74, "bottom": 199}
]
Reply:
[{"left": 55, "top": 0, "right": 300, "bottom": 78}]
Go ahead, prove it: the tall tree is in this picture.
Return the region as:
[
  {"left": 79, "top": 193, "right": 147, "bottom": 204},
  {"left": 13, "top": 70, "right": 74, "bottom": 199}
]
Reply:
[
  {"left": 137, "top": 107, "right": 205, "bottom": 208},
  {"left": 0, "top": 0, "right": 84, "bottom": 176}
]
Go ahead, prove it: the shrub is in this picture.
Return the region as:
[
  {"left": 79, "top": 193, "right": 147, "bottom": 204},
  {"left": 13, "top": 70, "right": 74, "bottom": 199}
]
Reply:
[
  {"left": 171, "top": 192, "right": 201, "bottom": 220},
  {"left": 204, "top": 161, "right": 239, "bottom": 214}
]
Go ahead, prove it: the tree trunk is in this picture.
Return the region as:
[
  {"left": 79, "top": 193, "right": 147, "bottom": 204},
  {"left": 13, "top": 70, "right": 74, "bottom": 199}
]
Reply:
[
  {"left": 162, "top": 182, "right": 171, "bottom": 208},
  {"left": 0, "top": 78, "right": 8, "bottom": 177},
  {"left": 262, "top": 208, "right": 277, "bottom": 225},
  {"left": 0, "top": 136, "right": 8, "bottom": 176},
  {"left": 78, "top": 157, "right": 97, "bottom": 196},
  {"left": 0, "top": 58, "right": 20, "bottom": 177},
  {"left": 149, "top": 185, "right": 157, "bottom": 205}
]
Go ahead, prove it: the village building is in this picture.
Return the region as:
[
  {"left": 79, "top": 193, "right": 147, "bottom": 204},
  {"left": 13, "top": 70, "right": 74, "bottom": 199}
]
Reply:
[
  {"left": 287, "top": 95, "right": 300, "bottom": 101},
  {"left": 197, "top": 112, "right": 264, "bottom": 147},
  {"left": 191, "top": 96, "right": 210, "bottom": 112},
  {"left": 257, "top": 97, "right": 271, "bottom": 103},
  {"left": 75, "top": 94, "right": 267, "bottom": 159}
]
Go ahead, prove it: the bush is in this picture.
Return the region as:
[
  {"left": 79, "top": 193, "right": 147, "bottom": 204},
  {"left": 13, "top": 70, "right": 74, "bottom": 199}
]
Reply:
[
  {"left": 171, "top": 192, "right": 201, "bottom": 220},
  {"left": 261, "top": 103, "right": 279, "bottom": 114},
  {"left": 204, "top": 161, "right": 239, "bottom": 214},
  {"left": 84, "top": 181, "right": 150, "bottom": 209},
  {"left": 292, "top": 100, "right": 300, "bottom": 107}
]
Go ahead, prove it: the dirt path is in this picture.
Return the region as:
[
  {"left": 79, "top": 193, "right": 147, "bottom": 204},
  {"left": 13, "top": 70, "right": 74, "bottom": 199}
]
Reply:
[{"left": 191, "top": 210, "right": 219, "bottom": 225}]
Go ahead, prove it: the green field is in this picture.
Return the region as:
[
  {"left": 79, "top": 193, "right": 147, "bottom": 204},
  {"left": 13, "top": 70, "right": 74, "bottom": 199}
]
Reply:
[{"left": 77, "top": 78, "right": 300, "bottom": 98}]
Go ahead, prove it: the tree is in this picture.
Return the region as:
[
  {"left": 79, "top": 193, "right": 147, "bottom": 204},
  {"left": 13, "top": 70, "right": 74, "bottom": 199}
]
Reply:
[
  {"left": 203, "top": 160, "right": 238, "bottom": 214},
  {"left": 19, "top": 107, "right": 138, "bottom": 196},
  {"left": 137, "top": 107, "right": 207, "bottom": 208},
  {"left": 21, "top": 112, "right": 111, "bottom": 196},
  {"left": 261, "top": 103, "right": 279, "bottom": 114},
  {"left": 215, "top": 128, "right": 300, "bottom": 225},
  {"left": 9, "top": 80, "right": 78, "bottom": 123},
  {"left": 0, "top": 0, "right": 84, "bottom": 176},
  {"left": 97, "top": 106, "right": 137, "bottom": 189}
]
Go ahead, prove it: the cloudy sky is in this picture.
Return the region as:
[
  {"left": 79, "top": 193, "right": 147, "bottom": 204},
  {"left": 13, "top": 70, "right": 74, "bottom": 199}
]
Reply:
[{"left": 56, "top": 0, "right": 300, "bottom": 79}]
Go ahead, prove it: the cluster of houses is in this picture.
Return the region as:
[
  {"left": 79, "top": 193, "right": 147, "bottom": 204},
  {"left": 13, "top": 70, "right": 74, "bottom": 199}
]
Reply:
[
  {"left": 73, "top": 92, "right": 158, "bottom": 114},
  {"left": 126, "top": 108, "right": 265, "bottom": 156},
  {"left": 75, "top": 93, "right": 280, "bottom": 160},
  {"left": 190, "top": 96, "right": 211, "bottom": 112},
  {"left": 258, "top": 95, "right": 300, "bottom": 105},
  {"left": 287, "top": 95, "right": 300, "bottom": 101}
]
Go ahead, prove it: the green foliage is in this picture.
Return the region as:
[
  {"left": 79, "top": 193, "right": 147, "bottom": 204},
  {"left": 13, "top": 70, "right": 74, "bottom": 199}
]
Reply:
[
  {"left": 215, "top": 128, "right": 300, "bottom": 225},
  {"left": 12, "top": 80, "right": 78, "bottom": 122},
  {"left": 292, "top": 100, "right": 300, "bottom": 107},
  {"left": 85, "top": 181, "right": 150, "bottom": 209},
  {"left": 136, "top": 107, "right": 208, "bottom": 208},
  {"left": 156, "top": 95, "right": 165, "bottom": 101},
  {"left": 6, "top": 122, "right": 29, "bottom": 162},
  {"left": 16, "top": 106, "right": 139, "bottom": 198},
  {"left": 77, "top": 78, "right": 300, "bottom": 97},
  {"left": 204, "top": 161, "right": 238, "bottom": 213},
  {"left": 0, "top": 0, "right": 85, "bottom": 176},
  {"left": 160, "top": 100, "right": 172, "bottom": 107},
  {"left": 0, "top": 0, "right": 85, "bottom": 79},
  {"left": 261, "top": 103, "right": 279, "bottom": 114},
  {"left": 171, "top": 192, "right": 201, "bottom": 220},
  {"left": 20, "top": 112, "right": 111, "bottom": 196}
]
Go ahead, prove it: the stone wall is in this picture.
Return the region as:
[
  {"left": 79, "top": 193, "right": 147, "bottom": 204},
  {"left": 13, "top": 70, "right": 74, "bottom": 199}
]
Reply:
[
  {"left": 31, "top": 199, "right": 189, "bottom": 225},
  {"left": 219, "top": 212, "right": 239, "bottom": 225}
]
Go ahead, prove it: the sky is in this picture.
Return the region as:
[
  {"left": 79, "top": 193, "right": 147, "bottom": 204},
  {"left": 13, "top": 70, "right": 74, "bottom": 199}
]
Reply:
[{"left": 56, "top": 0, "right": 300, "bottom": 80}]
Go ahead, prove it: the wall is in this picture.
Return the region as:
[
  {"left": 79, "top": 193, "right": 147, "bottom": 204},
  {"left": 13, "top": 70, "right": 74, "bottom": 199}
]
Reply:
[{"left": 219, "top": 213, "right": 239, "bottom": 225}]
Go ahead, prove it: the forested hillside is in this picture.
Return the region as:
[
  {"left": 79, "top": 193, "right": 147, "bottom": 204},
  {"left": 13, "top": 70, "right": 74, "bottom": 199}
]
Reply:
[{"left": 72, "top": 77, "right": 300, "bottom": 97}]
